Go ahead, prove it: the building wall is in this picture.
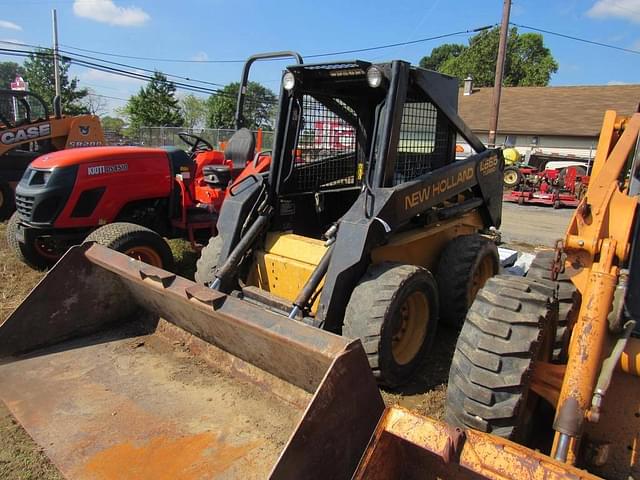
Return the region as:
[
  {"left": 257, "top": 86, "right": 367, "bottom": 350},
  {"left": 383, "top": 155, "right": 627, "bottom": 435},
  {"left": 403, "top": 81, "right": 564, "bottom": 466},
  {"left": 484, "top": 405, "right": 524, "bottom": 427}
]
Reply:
[{"left": 458, "top": 133, "right": 598, "bottom": 159}]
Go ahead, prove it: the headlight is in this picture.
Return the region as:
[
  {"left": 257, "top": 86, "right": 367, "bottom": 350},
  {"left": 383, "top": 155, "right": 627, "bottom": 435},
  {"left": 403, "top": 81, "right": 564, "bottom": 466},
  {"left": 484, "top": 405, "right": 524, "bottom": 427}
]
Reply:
[
  {"left": 366, "top": 66, "right": 383, "bottom": 88},
  {"left": 283, "top": 71, "right": 295, "bottom": 91},
  {"left": 42, "top": 171, "right": 52, "bottom": 184}
]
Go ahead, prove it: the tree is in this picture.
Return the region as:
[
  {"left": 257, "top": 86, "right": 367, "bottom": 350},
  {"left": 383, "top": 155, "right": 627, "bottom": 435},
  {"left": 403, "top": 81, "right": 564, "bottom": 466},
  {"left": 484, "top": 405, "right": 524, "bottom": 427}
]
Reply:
[
  {"left": 22, "top": 48, "right": 89, "bottom": 115},
  {"left": 82, "top": 89, "right": 108, "bottom": 116},
  {"left": 419, "top": 44, "right": 465, "bottom": 71},
  {"left": 419, "top": 27, "right": 558, "bottom": 87},
  {"left": 0, "top": 61, "right": 25, "bottom": 89},
  {"left": 206, "top": 81, "right": 276, "bottom": 130},
  {"left": 180, "top": 94, "right": 207, "bottom": 129},
  {"left": 124, "top": 72, "right": 184, "bottom": 130},
  {"left": 101, "top": 115, "right": 126, "bottom": 135}
]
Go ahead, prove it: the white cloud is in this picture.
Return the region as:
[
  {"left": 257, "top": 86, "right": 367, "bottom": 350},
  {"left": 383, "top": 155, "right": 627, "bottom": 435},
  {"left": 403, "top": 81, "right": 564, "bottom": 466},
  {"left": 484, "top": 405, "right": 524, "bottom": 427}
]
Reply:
[
  {"left": 587, "top": 0, "right": 640, "bottom": 23},
  {"left": 191, "top": 51, "right": 208, "bottom": 61},
  {"left": 73, "top": 0, "right": 150, "bottom": 27},
  {"left": 607, "top": 80, "right": 631, "bottom": 85},
  {"left": 0, "top": 20, "right": 21, "bottom": 31}
]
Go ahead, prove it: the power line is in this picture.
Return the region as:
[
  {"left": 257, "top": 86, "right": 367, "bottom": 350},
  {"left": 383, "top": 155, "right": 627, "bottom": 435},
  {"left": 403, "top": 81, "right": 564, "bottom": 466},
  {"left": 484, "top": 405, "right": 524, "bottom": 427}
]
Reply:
[
  {"left": 58, "top": 25, "right": 494, "bottom": 64},
  {"left": 511, "top": 22, "right": 640, "bottom": 56}
]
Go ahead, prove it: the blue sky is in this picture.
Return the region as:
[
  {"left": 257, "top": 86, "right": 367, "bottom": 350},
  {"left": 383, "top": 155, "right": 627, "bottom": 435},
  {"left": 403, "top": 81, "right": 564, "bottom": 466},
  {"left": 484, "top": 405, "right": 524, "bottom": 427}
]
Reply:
[{"left": 2, "top": 0, "right": 639, "bottom": 115}]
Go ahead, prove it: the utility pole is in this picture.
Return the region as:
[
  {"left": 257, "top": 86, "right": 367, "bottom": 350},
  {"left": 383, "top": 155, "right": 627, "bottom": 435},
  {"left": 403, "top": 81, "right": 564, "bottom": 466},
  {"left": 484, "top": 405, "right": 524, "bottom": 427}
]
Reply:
[
  {"left": 488, "top": 0, "right": 511, "bottom": 148},
  {"left": 52, "top": 9, "right": 62, "bottom": 117}
]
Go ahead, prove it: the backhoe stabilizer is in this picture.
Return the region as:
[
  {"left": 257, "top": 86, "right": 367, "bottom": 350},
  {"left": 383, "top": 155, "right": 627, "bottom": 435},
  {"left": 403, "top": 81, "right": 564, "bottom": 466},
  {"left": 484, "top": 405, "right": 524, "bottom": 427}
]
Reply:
[{"left": 0, "top": 243, "right": 384, "bottom": 479}]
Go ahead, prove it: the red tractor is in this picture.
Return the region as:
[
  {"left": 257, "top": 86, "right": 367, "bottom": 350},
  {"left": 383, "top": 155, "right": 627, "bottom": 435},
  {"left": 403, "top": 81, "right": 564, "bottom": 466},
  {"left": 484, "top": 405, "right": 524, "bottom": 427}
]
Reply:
[
  {"left": 6, "top": 51, "right": 303, "bottom": 269},
  {"left": 503, "top": 164, "right": 589, "bottom": 208}
]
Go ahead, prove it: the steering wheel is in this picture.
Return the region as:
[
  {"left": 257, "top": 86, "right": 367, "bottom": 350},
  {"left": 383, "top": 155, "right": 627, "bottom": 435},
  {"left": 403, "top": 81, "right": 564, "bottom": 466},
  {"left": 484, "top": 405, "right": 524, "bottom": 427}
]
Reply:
[{"left": 178, "top": 132, "right": 214, "bottom": 157}]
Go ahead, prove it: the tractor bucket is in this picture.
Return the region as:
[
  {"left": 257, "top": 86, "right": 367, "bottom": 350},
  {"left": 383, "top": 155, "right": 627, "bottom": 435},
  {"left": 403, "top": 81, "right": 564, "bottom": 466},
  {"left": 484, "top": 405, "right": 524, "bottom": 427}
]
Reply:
[
  {"left": 353, "top": 407, "right": 600, "bottom": 480},
  {"left": 0, "top": 243, "right": 384, "bottom": 479}
]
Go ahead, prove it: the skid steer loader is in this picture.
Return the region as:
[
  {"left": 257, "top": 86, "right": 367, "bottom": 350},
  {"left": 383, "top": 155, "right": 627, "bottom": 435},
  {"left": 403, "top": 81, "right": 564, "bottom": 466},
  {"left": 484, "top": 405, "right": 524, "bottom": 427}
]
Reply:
[
  {"left": 196, "top": 59, "right": 504, "bottom": 387},
  {"left": 352, "top": 110, "right": 640, "bottom": 479}
]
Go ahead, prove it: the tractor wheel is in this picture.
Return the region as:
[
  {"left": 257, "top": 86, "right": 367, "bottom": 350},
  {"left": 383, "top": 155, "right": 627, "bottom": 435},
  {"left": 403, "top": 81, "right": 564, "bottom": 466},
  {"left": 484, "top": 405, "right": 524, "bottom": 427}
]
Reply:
[
  {"left": 436, "top": 234, "right": 499, "bottom": 329},
  {"left": 527, "top": 250, "right": 580, "bottom": 362},
  {"left": 343, "top": 262, "right": 439, "bottom": 388},
  {"left": 0, "top": 180, "right": 14, "bottom": 220},
  {"left": 85, "top": 222, "right": 174, "bottom": 271},
  {"left": 503, "top": 166, "right": 522, "bottom": 189},
  {"left": 6, "top": 212, "right": 60, "bottom": 270},
  {"left": 194, "top": 235, "right": 224, "bottom": 286},
  {"left": 445, "top": 275, "right": 557, "bottom": 442}
]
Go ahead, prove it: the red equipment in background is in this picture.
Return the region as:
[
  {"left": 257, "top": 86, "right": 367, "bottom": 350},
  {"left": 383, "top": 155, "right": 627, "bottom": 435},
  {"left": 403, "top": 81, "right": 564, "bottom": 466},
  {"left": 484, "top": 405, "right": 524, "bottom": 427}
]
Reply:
[{"left": 503, "top": 165, "right": 589, "bottom": 208}]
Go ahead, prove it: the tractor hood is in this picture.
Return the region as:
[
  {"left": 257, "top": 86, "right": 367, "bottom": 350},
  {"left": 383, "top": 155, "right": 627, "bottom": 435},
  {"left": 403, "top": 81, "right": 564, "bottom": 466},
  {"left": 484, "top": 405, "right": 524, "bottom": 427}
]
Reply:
[{"left": 30, "top": 146, "right": 169, "bottom": 169}]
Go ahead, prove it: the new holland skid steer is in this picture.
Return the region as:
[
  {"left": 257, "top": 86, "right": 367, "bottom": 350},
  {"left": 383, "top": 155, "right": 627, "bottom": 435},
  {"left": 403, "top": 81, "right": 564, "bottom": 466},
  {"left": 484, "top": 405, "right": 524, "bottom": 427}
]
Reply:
[
  {"left": 196, "top": 59, "right": 504, "bottom": 387},
  {"left": 0, "top": 88, "right": 105, "bottom": 219},
  {"left": 0, "top": 58, "right": 503, "bottom": 478}
]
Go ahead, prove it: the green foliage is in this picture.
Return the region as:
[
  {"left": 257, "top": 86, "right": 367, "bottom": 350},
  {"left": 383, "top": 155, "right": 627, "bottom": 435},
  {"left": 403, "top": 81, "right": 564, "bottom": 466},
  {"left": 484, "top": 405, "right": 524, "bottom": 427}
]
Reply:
[
  {"left": 22, "top": 49, "right": 89, "bottom": 115},
  {"left": 419, "top": 27, "right": 558, "bottom": 87},
  {"left": 180, "top": 94, "right": 208, "bottom": 129},
  {"left": 419, "top": 44, "right": 465, "bottom": 71},
  {"left": 100, "top": 115, "right": 126, "bottom": 134},
  {"left": 206, "top": 81, "right": 276, "bottom": 129},
  {"left": 0, "top": 62, "right": 25, "bottom": 89},
  {"left": 124, "top": 72, "right": 184, "bottom": 130}
]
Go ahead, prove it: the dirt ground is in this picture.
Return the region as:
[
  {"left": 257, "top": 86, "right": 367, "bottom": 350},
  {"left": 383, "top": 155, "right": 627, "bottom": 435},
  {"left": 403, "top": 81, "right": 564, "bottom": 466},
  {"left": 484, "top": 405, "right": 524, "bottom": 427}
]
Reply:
[{"left": 0, "top": 204, "right": 568, "bottom": 478}]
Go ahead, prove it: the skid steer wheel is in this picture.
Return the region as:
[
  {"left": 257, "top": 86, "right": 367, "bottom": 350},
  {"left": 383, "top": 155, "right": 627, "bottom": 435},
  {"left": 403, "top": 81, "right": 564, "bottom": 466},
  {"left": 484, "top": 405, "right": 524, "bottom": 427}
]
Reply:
[
  {"left": 0, "top": 180, "right": 14, "bottom": 220},
  {"left": 194, "top": 235, "right": 238, "bottom": 290},
  {"left": 445, "top": 275, "right": 557, "bottom": 443},
  {"left": 526, "top": 250, "right": 580, "bottom": 362},
  {"left": 6, "top": 212, "right": 59, "bottom": 270},
  {"left": 436, "top": 234, "right": 499, "bottom": 329},
  {"left": 85, "top": 222, "right": 174, "bottom": 271},
  {"left": 503, "top": 166, "right": 522, "bottom": 189},
  {"left": 343, "top": 262, "right": 439, "bottom": 388}
]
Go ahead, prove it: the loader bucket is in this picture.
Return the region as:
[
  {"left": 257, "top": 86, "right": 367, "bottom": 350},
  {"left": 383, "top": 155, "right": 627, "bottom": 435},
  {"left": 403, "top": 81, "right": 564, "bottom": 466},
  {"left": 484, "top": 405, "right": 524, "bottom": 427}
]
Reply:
[
  {"left": 0, "top": 243, "right": 384, "bottom": 479},
  {"left": 353, "top": 407, "right": 600, "bottom": 480}
]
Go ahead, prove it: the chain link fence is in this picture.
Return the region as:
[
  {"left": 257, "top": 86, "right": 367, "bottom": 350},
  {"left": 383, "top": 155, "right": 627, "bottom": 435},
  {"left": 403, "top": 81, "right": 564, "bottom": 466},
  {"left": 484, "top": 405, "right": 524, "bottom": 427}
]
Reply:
[{"left": 113, "top": 127, "right": 275, "bottom": 152}]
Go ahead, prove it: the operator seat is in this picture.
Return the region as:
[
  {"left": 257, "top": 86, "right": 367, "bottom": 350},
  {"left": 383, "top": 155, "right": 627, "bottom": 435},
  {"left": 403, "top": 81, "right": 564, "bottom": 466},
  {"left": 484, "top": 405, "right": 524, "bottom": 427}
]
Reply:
[{"left": 224, "top": 128, "right": 255, "bottom": 176}]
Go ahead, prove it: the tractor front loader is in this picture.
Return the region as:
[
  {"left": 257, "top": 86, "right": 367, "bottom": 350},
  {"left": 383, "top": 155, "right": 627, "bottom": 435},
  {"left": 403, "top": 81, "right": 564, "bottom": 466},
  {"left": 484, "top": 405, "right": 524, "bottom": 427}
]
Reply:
[
  {"left": 353, "top": 110, "right": 640, "bottom": 479},
  {"left": 197, "top": 59, "right": 504, "bottom": 387}
]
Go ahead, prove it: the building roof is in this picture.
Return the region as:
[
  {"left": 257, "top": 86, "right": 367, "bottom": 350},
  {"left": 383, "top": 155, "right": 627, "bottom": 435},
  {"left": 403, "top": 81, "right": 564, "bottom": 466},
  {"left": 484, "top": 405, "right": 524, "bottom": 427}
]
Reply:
[{"left": 458, "top": 84, "right": 640, "bottom": 137}]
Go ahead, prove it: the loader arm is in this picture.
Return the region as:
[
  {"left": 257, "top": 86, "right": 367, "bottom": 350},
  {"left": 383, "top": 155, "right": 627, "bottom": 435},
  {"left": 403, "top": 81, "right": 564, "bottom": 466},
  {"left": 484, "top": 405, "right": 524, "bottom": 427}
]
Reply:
[{"left": 549, "top": 112, "right": 640, "bottom": 464}]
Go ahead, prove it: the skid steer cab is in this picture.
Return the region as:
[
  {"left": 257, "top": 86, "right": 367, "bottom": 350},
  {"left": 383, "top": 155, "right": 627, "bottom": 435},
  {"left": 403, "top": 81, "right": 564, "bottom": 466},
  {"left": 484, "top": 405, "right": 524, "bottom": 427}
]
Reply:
[
  {"left": 6, "top": 51, "right": 304, "bottom": 270},
  {"left": 6, "top": 132, "right": 269, "bottom": 270},
  {"left": 197, "top": 59, "right": 505, "bottom": 387}
]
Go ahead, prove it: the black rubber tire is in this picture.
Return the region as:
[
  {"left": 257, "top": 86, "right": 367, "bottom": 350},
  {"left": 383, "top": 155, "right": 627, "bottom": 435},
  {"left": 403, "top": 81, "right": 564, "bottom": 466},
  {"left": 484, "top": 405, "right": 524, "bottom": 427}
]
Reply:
[
  {"left": 343, "top": 262, "right": 439, "bottom": 388},
  {"left": 194, "top": 235, "right": 224, "bottom": 286},
  {"left": 85, "top": 222, "right": 174, "bottom": 271},
  {"left": 436, "top": 234, "right": 500, "bottom": 329},
  {"left": 0, "top": 180, "right": 14, "bottom": 220},
  {"left": 527, "top": 250, "right": 580, "bottom": 361},
  {"left": 445, "top": 275, "right": 557, "bottom": 441},
  {"left": 503, "top": 166, "right": 522, "bottom": 188},
  {"left": 5, "top": 211, "right": 56, "bottom": 270}
]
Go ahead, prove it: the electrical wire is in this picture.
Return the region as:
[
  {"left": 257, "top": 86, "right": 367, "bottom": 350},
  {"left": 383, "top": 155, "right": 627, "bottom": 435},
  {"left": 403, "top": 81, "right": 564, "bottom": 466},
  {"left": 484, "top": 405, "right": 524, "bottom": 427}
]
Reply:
[{"left": 511, "top": 22, "right": 640, "bottom": 56}]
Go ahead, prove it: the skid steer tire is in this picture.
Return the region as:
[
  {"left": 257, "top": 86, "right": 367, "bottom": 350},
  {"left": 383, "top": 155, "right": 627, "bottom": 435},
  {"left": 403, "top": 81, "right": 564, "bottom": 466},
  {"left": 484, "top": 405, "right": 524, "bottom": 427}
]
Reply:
[
  {"left": 85, "top": 222, "right": 174, "bottom": 271},
  {"left": 445, "top": 275, "right": 557, "bottom": 441},
  {"left": 6, "top": 212, "right": 57, "bottom": 270},
  {"left": 0, "top": 179, "right": 14, "bottom": 220},
  {"left": 527, "top": 250, "right": 580, "bottom": 361},
  {"left": 343, "top": 262, "right": 439, "bottom": 389},
  {"left": 436, "top": 234, "right": 499, "bottom": 329},
  {"left": 194, "top": 235, "right": 224, "bottom": 286}
]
